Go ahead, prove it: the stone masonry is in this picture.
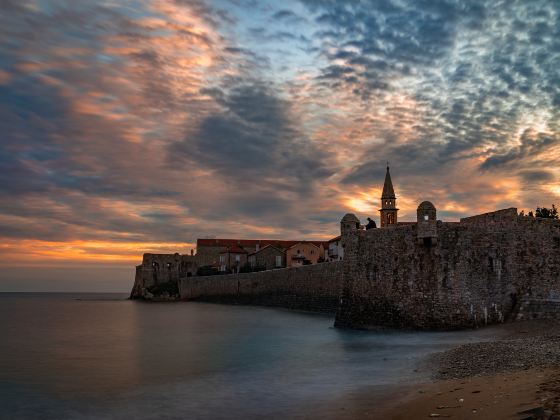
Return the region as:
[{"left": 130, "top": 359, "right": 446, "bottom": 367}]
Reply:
[
  {"left": 130, "top": 207, "right": 560, "bottom": 329},
  {"left": 130, "top": 164, "right": 560, "bottom": 330},
  {"left": 179, "top": 261, "right": 343, "bottom": 313},
  {"left": 335, "top": 208, "right": 560, "bottom": 329},
  {"left": 130, "top": 253, "right": 197, "bottom": 298}
]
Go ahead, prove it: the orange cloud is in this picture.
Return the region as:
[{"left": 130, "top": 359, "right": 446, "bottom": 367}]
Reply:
[{"left": 0, "top": 239, "right": 195, "bottom": 267}]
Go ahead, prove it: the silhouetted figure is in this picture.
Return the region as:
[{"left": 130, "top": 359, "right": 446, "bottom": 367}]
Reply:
[{"left": 365, "top": 217, "right": 377, "bottom": 230}]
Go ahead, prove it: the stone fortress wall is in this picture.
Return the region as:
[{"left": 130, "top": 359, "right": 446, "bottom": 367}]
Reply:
[
  {"left": 335, "top": 208, "right": 560, "bottom": 329},
  {"left": 130, "top": 206, "right": 560, "bottom": 329},
  {"left": 179, "top": 261, "right": 344, "bottom": 313},
  {"left": 130, "top": 253, "right": 197, "bottom": 298},
  {"left": 130, "top": 165, "right": 560, "bottom": 329}
]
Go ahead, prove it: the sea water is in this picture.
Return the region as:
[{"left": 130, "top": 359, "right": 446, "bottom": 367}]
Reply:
[{"left": 0, "top": 293, "right": 499, "bottom": 419}]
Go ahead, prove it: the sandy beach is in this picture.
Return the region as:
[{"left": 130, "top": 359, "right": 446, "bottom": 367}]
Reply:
[
  {"left": 376, "top": 320, "right": 560, "bottom": 419},
  {"left": 379, "top": 368, "right": 557, "bottom": 419}
]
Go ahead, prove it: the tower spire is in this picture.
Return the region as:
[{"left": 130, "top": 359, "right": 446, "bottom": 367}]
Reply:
[{"left": 382, "top": 165, "right": 396, "bottom": 199}]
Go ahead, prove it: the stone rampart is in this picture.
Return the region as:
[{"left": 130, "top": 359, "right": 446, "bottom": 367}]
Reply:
[
  {"left": 130, "top": 253, "right": 197, "bottom": 298},
  {"left": 179, "top": 261, "right": 343, "bottom": 313},
  {"left": 459, "top": 207, "right": 518, "bottom": 224},
  {"left": 130, "top": 208, "right": 560, "bottom": 329},
  {"left": 335, "top": 211, "right": 560, "bottom": 330}
]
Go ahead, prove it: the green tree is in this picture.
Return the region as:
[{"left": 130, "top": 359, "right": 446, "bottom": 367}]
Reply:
[
  {"left": 535, "top": 204, "right": 558, "bottom": 219},
  {"left": 147, "top": 281, "right": 179, "bottom": 296},
  {"left": 522, "top": 204, "right": 558, "bottom": 219},
  {"left": 239, "top": 263, "right": 266, "bottom": 273},
  {"left": 196, "top": 265, "right": 220, "bottom": 276}
]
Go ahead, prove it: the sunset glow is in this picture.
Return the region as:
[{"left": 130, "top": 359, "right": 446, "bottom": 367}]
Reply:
[
  {"left": 0, "top": 240, "right": 195, "bottom": 266},
  {"left": 1, "top": 0, "right": 559, "bottom": 290}
]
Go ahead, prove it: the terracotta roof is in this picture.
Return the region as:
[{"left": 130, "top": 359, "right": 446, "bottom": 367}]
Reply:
[
  {"left": 247, "top": 244, "right": 285, "bottom": 256},
  {"left": 198, "top": 238, "right": 327, "bottom": 249},
  {"left": 287, "top": 241, "right": 322, "bottom": 250},
  {"left": 219, "top": 245, "right": 247, "bottom": 254}
]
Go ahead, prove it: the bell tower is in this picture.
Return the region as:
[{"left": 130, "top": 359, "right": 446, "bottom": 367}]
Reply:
[{"left": 379, "top": 165, "right": 398, "bottom": 227}]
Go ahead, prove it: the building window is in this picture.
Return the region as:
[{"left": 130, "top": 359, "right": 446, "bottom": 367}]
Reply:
[
  {"left": 297, "top": 249, "right": 300, "bottom": 254},
  {"left": 275, "top": 256, "right": 282, "bottom": 267},
  {"left": 424, "top": 214, "right": 429, "bottom": 221},
  {"left": 310, "top": 250, "right": 314, "bottom": 255},
  {"left": 219, "top": 255, "right": 225, "bottom": 263},
  {"left": 235, "top": 255, "right": 240, "bottom": 262}
]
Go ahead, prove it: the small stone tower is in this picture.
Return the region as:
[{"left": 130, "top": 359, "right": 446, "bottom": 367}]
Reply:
[
  {"left": 417, "top": 201, "right": 438, "bottom": 245},
  {"left": 340, "top": 213, "right": 361, "bottom": 236},
  {"left": 379, "top": 165, "right": 398, "bottom": 227}
]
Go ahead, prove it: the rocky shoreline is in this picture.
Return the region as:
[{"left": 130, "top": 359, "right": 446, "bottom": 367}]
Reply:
[
  {"left": 368, "top": 320, "right": 560, "bottom": 419},
  {"left": 432, "top": 329, "right": 560, "bottom": 380},
  {"left": 399, "top": 320, "right": 560, "bottom": 419}
]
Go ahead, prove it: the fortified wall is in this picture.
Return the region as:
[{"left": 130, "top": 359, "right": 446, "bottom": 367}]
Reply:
[
  {"left": 179, "top": 261, "right": 343, "bottom": 313},
  {"left": 130, "top": 206, "right": 560, "bottom": 329},
  {"left": 130, "top": 253, "right": 197, "bottom": 298},
  {"left": 130, "top": 164, "right": 560, "bottom": 329},
  {"left": 335, "top": 207, "right": 560, "bottom": 329}
]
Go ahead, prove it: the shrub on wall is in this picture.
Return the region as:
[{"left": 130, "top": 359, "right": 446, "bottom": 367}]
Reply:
[
  {"left": 239, "top": 263, "right": 266, "bottom": 273},
  {"left": 520, "top": 204, "right": 559, "bottom": 219},
  {"left": 147, "top": 281, "right": 179, "bottom": 296},
  {"left": 197, "top": 265, "right": 220, "bottom": 276}
]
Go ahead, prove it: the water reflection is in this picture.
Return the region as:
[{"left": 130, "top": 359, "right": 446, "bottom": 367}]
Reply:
[
  {"left": 0, "top": 294, "right": 142, "bottom": 397},
  {"left": 0, "top": 294, "right": 502, "bottom": 419}
]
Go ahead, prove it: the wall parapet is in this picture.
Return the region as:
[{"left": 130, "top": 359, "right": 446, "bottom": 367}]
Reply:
[{"left": 459, "top": 207, "right": 518, "bottom": 224}]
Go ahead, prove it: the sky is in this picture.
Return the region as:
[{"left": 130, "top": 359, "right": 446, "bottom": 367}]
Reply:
[{"left": 1, "top": 0, "right": 559, "bottom": 291}]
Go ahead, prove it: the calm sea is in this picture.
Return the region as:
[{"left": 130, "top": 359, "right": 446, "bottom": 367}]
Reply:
[{"left": 0, "top": 293, "right": 499, "bottom": 419}]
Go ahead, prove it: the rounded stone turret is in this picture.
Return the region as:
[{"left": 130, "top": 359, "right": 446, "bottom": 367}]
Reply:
[
  {"left": 417, "top": 201, "right": 437, "bottom": 222},
  {"left": 417, "top": 201, "right": 437, "bottom": 245},
  {"left": 341, "top": 213, "right": 361, "bottom": 235}
]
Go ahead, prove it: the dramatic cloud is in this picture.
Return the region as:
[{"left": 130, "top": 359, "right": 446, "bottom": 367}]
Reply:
[
  {"left": 0, "top": 0, "right": 559, "bottom": 289},
  {"left": 301, "top": 0, "right": 560, "bottom": 214},
  {"left": 174, "top": 80, "right": 331, "bottom": 187}
]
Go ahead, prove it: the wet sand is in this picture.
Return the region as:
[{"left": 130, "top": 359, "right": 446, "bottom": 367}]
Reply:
[
  {"left": 378, "top": 368, "right": 556, "bottom": 419},
  {"left": 343, "top": 321, "right": 560, "bottom": 419}
]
